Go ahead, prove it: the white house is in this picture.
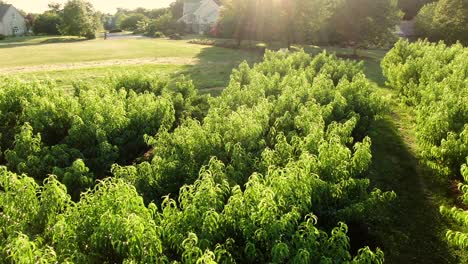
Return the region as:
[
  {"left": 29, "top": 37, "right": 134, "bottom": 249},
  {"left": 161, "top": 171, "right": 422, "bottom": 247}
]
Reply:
[
  {"left": 0, "top": 4, "right": 27, "bottom": 36},
  {"left": 178, "top": 0, "right": 220, "bottom": 34}
]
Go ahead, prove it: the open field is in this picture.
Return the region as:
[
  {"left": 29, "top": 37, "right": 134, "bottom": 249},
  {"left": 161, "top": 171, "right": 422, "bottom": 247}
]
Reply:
[
  {"left": 0, "top": 37, "right": 203, "bottom": 67},
  {"left": 0, "top": 36, "right": 261, "bottom": 93},
  {"left": 0, "top": 36, "right": 386, "bottom": 92},
  {"left": 0, "top": 35, "right": 466, "bottom": 263}
]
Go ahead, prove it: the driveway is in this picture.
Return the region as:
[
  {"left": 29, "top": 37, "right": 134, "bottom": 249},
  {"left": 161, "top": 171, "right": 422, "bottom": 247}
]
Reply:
[{"left": 104, "top": 32, "right": 150, "bottom": 40}]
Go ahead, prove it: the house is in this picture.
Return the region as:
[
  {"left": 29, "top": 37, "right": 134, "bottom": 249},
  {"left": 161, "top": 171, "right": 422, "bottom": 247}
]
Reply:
[
  {"left": 0, "top": 4, "right": 27, "bottom": 36},
  {"left": 178, "top": 0, "right": 220, "bottom": 34}
]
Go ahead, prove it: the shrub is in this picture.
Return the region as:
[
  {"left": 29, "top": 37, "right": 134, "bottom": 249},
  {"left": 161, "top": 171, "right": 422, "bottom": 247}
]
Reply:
[
  {"left": 169, "top": 33, "right": 182, "bottom": 40},
  {"left": 0, "top": 34, "right": 5, "bottom": 40},
  {"left": 117, "top": 50, "right": 391, "bottom": 259},
  {"left": 0, "top": 72, "right": 203, "bottom": 180},
  {"left": 1, "top": 50, "right": 391, "bottom": 262},
  {"left": 188, "top": 39, "right": 215, "bottom": 46},
  {"left": 152, "top": 31, "right": 165, "bottom": 38},
  {"left": 383, "top": 39, "right": 468, "bottom": 250}
]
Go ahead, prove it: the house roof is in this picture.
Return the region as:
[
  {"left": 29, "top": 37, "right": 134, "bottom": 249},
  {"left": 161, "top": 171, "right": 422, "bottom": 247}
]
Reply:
[
  {"left": 179, "top": 0, "right": 220, "bottom": 22},
  {"left": 0, "top": 4, "right": 12, "bottom": 20}
]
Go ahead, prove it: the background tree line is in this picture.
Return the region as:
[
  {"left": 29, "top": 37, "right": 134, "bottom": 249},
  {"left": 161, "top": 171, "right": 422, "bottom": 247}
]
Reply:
[
  {"left": 414, "top": 0, "right": 467, "bottom": 45},
  {"left": 30, "top": 0, "right": 101, "bottom": 39},
  {"left": 217, "top": 0, "right": 402, "bottom": 48},
  {"left": 103, "top": 0, "right": 184, "bottom": 36},
  {"left": 15, "top": 0, "right": 467, "bottom": 46},
  {"left": 25, "top": 0, "right": 184, "bottom": 39}
]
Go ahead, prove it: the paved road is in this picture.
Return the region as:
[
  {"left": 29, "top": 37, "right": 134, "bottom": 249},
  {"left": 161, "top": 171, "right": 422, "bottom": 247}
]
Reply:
[{"left": 103, "top": 33, "right": 150, "bottom": 40}]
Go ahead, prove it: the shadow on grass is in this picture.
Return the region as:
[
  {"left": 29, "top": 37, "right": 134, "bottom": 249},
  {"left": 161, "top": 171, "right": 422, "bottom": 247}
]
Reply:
[
  {"left": 0, "top": 37, "right": 87, "bottom": 49},
  {"left": 302, "top": 45, "right": 387, "bottom": 87},
  {"left": 178, "top": 43, "right": 386, "bottom": 96},
  {"left": 174, "top": 44, "right": 263, "bottom": 95},
  {"left": 365, "top": 116, "right": 458, "bottom": 264}
]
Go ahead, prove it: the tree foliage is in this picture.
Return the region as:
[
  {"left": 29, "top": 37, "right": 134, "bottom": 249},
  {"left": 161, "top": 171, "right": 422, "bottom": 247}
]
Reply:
[
  {"left": 415, "top": 0, "right": 468, "bottom": 45},
  {"left": 218, "top": 0, "right": 401, "bottom": 47},
  {"left": 58, "top": 0, "right": 101, "bottom": 39},
  {"left": 382, "top": 39, "right": 468, "bottom": 250},
  {"left": 33, "top": 11, "right": 61, "bottom": 35},
  {"left": 1, "top": 51, "right": 391, "bottom": 262},
  {"left": 119, "top": 13, "right": 149, "bottom": 31},
  {"left": 0, "top": 73, "right": 208, "bottom": 201},
  {"left": 398, "top": 0, "right": 433, "bottom": 20},
  {"left": 329, "top": 0, "right": 402, "bottom": 47}
]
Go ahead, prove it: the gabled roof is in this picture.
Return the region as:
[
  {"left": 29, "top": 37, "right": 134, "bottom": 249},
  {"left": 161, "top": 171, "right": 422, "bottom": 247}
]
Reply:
[
  {"left": 179, "top": 0, "right": 221, "bottom": 22},
  {"left": 0, "top": 4, "right": 12, "bottom": 20}
]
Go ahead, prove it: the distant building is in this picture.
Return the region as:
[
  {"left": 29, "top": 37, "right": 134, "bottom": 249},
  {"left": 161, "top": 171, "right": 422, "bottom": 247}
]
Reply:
[
  {"left": 178, "top": 0, "right": 220, "bottom": 34},
  {"left": 0, "top": 4, "right": 27, "bottom": 36}
]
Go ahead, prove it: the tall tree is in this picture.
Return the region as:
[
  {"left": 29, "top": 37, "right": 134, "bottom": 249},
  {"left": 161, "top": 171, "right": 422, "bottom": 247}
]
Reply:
[
  {"left": 170, "top": 0, "right": 184, "bottom": 19},
  {"left": 33, "top": 8, "right": 62, "bottom": 35},
  {"left": 331, "top": 0, "right": 401, "bottom": 52},
  {"left": 415, "top": 0, "right": 468, "bottom": 44},
  {"left": 119, "top": 13, "right": 148, "bottom": 31},
  {"left": 279, "top": 0, "right": 337, "bottom": 48},
  {"left": 398, "top": 0, "right": 433, "bottom": 20},
  {"left": 58, "top": 0, "right": 101, "bottom": 39},
  {"left": 219, "top": 0, "right": 256, "bottom": 46}
]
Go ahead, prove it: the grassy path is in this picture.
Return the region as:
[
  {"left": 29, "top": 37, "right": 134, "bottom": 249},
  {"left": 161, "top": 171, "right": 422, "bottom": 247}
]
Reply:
[
  {"left": 324, "top": 46, "right": 468, "bottom": 262},
  {"left": 365, "top": 83, "right": 467, "bottom": 262},
  {"left": 366, "top": 98, "right": 454, "bottom": 263}
]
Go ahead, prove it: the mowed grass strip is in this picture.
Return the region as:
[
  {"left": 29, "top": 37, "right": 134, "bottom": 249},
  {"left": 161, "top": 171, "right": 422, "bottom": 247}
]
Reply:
[
  {"left": 0, "top": 36, "right": 262, "bottom": 91},
  {"left": 0, "top": 38, "right": 204, "bottom": 68}
]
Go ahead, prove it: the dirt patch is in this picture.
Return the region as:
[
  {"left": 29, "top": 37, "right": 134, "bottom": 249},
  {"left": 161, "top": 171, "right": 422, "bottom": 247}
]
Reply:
[{"left": 0, "top": 57, "right": 199, "bottom": 74}]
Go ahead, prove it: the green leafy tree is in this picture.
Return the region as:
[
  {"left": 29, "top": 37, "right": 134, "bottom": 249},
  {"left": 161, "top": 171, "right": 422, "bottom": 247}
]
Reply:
[
  {"left": 330, "top": 0, "right": 402, "bottom": 51},
  {"left": 398, "top": 0, "right": 433, "bottom": 19},
  {"left": 58, "top": 0, "right": 101, "bottom": 39},
  {"left": 1, "top": 49, "right": 391, "bottom": 262},
  {"left": 279, "top": 0, "right": 337, "bottom": 47},
  {"left": 415, "top": 0, "right": 468, "bottom": 45},
  {"left": 119, "top": 13, "right": 148, "bottom": 31},
  {"left": 33, "top": 11, "right": 61, "bottom": 35},
  {"left": 414, "top": 2, "right": 436, "bottom": 37},
  {"left": 170, "top": 0, "right": 184, "bottom": 19},
  {"left": 383, "top": 39, "right": 468, "bottom": 250},
  {"left": 219, "top": 0, "right": 256, "bottom": 46},
  {"left": 142, "top": 12, "right": 178, "bottom": 36}
]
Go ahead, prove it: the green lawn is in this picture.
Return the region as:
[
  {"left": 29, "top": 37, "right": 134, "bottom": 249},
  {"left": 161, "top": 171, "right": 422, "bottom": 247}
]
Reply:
[
  {"left": 0, "top": 35, "right": 86, "bottom": 46},
  {"left": 0, "top": 36, "right": 385, "bottom": 91},
  {"left": 0, "top": 36, "right": 261, "bottom": 91},
  {"left": 0, "top": 38, "right": 203, "bottom": 67}
]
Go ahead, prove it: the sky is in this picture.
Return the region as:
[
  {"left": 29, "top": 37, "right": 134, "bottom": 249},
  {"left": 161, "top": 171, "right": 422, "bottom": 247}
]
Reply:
[{"left": 4, "top": 0, "right": 175, "bottom": 14}]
